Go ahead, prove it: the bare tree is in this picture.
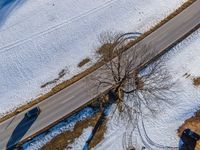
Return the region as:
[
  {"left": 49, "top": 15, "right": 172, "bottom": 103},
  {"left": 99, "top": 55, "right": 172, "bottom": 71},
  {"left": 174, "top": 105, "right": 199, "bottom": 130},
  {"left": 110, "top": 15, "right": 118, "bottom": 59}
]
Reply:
[
  {"left": 95, "top": 32, "right": 174, "bottom": 119},
  {"left": 93, "top": 31, "right": 176, "bottom": 149}
]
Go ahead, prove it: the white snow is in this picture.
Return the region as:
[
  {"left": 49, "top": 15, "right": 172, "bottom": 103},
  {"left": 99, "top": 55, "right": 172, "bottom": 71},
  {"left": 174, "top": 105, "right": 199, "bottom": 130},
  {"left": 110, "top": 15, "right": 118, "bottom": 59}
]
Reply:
[
  {"left": 0, "top": 0, "right": 186, "bottom": 115},
  {"left": 94, "top": 28, "right": 200, "bottom": 150}
]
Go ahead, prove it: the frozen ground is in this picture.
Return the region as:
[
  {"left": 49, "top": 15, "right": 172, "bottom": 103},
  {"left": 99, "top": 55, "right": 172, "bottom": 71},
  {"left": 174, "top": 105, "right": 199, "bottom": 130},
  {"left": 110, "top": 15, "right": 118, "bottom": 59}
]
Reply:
[
  {"left": 94, "top": 27, "right": 200, "bottom": 150},
  {"left": 0, "top": 0, "right": 186, "bottom": 115}
]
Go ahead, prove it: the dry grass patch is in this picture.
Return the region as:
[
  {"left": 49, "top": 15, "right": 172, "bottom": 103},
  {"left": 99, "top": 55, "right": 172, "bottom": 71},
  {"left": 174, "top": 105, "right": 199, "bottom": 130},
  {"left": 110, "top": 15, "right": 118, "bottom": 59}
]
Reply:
[
  {"left": 41, "top": 111, "right": 108, "bottom": 150},
  {"left": 89, "top": 118, "right": 108, "bottom": 149},
  {"left": 178, "top": 110, "right": 200, "bottom": 150},
  {"left": 0, "top": 0, "right": 196, "bottom": 124},
  {"left": 97, "top": 43, "right": 114, "bottom": 56},
  {"left": 41, "top": 112, "right": 101, "bottom": 150},
  {"left": 193, "top": 77, "right": 200, "bottom": 86},
  {"left": 41, "top": 69, "right": 67, "bottom": 88},
  {"left": 178, "top": 116, "right": 200, "bottom": 136},
  {"left": 78, "top": 58, "right": 91, "bottom": 68}
]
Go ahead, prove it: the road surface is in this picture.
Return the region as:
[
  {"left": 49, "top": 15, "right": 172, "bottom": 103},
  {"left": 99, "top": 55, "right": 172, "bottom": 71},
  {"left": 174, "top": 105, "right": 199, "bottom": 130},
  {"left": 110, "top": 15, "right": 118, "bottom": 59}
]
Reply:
[{"left": 1, "top": 0, "right": 200, "bottom": 149}]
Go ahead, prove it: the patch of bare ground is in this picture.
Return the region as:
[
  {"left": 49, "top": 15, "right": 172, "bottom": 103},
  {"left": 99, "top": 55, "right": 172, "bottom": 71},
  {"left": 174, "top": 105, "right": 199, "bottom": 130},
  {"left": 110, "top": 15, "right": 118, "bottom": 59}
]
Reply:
[
  {"left": 41, "top": 69, "right": 67, "bottom": 88},
  {"left": 0, "top": 0, "right": 196, "bottom": 124},
  {"left": 78, "top": 57, "right": 91, "bottom": 68},
  {"left": 89, "top": 118, "right": 108, "bottom": 149},
  {"left": 178, "top": 110, "right": 200, "bottom": 150},
  {"left": 193, "top": 77, "right": 200, "bottom": 86},
  {"left": 97, "top": 43, "right": 114, "bottom": 56},
  {"left": 41, "top": 112, "right": 107, "bottom": 150}
]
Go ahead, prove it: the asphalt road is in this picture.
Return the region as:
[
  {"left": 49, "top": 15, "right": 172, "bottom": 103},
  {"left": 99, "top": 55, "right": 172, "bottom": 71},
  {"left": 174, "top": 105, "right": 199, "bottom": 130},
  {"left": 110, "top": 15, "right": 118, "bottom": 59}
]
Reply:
[{"left": 1, "top": 0, "right": 200, "bottom": 149}]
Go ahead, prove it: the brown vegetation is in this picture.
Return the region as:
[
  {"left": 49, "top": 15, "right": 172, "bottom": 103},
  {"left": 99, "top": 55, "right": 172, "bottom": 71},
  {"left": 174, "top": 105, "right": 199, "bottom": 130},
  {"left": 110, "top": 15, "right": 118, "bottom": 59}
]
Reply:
[
  {"left": 193, "top": 77, "right": 200, "bottom": 86},
  {"left": 178, "top": 110, "right": 200, "bottom": 150},
  {"left": 0, "top": 0, "right": 195, "bottom": 124},
  {"left": 42, "top": 113, "right": 105, "bottom": 150},
  {"left": 89, "top": 118, "right": 108, "bottom": 149},
  {"left": 97, "top": 43, "right": 114, "bottom": 56},
  {"left": 41, "top": 69, "right": 67, "bottom": 88},
  {"left": 78, "top": 57, "right": 91, "bottom": 68},
  {"left": 42, "top": 112, "right": 107, "bottom": 150},
  {"left": 178, "top": 116, "right": 200, "bottom": 137}
]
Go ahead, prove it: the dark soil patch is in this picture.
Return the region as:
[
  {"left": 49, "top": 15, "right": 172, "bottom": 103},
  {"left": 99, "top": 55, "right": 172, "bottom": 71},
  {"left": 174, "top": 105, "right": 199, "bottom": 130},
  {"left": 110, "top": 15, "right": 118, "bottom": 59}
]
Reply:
[
  {"left": 78, "top": 58, "right": 91, "bottom": 68},
  {"left": 41, "top": 112, "right": 101, "bottom": 150},
  {"left": 41, "top": 111, "right": 107, "bottom": 150},
  {"left": 41, "top": 69, "right": 67, "bottom": 88},
  {"left": 89, "top": 118, "right": 108, "bottom": 149},
  {"left": 193, "top": 77, "right": 200, "bottom": 86}
]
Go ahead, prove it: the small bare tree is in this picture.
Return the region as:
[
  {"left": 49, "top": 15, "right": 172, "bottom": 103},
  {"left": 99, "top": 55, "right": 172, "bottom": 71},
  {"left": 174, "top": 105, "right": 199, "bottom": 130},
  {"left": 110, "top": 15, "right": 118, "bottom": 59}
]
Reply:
[{"left": 93, "top": 31, "right": 176, "bottom": 149}]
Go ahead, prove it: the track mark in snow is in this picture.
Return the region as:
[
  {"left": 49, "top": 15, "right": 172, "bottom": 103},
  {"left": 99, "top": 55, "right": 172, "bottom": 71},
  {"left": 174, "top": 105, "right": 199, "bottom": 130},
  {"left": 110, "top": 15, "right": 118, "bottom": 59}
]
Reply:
[{"left": 0, "top": 0, "right": 118, "bottom": 53}]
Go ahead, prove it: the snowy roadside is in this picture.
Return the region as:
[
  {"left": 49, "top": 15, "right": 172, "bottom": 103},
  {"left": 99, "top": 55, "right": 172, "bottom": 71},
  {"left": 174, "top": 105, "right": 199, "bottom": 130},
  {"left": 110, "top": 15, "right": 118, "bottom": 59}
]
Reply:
[
  {"left": 21, "top": 107, "right": 95, "bottom": 150},
  {"left": 0, "top": 0, "right": 187, "bottom": 115}
]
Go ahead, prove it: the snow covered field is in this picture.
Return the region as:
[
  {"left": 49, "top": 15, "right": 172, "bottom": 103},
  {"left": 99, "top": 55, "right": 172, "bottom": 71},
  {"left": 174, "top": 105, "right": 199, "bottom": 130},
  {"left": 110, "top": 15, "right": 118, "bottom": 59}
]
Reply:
[{"left": 0, "top": 0, "right": 186, "bottom": 115}]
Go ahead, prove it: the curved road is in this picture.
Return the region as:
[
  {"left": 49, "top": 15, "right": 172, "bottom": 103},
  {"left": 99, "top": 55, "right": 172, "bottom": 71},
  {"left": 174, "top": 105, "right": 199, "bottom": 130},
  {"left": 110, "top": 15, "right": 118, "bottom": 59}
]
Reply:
[{"left": 1, "top": 0, "right": 200, "bottom": 149}]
